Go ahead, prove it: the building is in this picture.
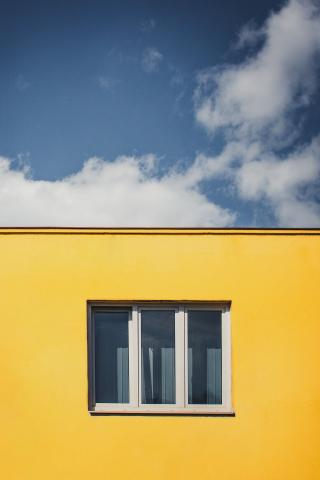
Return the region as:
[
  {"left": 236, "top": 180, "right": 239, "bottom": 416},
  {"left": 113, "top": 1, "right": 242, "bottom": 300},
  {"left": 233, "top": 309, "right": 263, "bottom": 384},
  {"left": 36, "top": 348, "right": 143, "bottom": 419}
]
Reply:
[{"left": 1, "top": 228, "right": 319, "bottom": 479}]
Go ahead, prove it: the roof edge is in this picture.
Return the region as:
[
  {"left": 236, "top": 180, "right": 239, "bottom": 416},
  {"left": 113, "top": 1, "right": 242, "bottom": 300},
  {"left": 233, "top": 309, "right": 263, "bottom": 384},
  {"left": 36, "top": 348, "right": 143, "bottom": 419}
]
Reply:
[{"left": 0, "top": 227, "right": 319, "bottom": 235}]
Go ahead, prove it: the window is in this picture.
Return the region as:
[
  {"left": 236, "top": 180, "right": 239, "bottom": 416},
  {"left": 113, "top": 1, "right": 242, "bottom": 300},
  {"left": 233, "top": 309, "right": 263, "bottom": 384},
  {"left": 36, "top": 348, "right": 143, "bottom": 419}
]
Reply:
[{"left": 87, "top": 302, "right": 232, "bottom": 414}]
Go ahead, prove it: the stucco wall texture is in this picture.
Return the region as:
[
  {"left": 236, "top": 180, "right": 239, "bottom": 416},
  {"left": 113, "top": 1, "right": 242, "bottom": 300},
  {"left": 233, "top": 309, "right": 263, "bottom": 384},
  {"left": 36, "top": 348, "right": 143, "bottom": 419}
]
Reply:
[{"left": 0, "top": 228, "right": 319, "bottom": 480}]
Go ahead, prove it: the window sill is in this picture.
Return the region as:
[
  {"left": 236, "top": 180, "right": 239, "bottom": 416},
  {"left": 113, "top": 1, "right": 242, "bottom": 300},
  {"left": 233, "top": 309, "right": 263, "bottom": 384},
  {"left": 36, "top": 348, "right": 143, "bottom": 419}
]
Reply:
[{"left": 89, "top": 407, "right": 235, "bottom": 416}]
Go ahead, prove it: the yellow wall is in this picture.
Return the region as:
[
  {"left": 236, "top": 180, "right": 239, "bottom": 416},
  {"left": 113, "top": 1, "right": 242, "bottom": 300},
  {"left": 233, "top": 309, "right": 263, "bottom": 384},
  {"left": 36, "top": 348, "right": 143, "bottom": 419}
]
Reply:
[{"left": 1, "top": 228, "right": 319, "bottom": 480}]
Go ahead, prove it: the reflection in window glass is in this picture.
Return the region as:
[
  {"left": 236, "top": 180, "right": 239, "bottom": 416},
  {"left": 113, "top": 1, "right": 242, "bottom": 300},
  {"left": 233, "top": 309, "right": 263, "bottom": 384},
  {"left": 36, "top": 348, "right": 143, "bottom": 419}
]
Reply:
[
  {"left": 188, "top": 310, "right": 222, "bottom": 404},
  {"left": 141, "top": 310, "right": 175, "bottom": 404},
  {"left": 94, "top": 310, "right": 129, "bottom": 403}
]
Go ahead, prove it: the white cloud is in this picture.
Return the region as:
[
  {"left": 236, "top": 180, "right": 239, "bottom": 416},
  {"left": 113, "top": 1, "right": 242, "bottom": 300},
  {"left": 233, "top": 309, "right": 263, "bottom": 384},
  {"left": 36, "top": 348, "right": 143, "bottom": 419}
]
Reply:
[
  {"left": 195, "top": 0, "right": 320, "bottom": 144},
  {"left": 0, "top": 154, "right": 235, "bottom": 227},
  {"left": 235, "top": 21, "right": 265, "bottom": 50},
  {"left": 171, "top": 142, "right": 245, "bottom": 189},
  {"left": 236, "top": 140, "right": 320, "bottom": 201},
  {"left": 193, "top": 0, "right": 320, "bottom": 227},
  {"left": 235, "top": 137, "right": 320, "bottom": 226},
  {"left": 142, "top": 47, "right": 163, "bottom": 73}
]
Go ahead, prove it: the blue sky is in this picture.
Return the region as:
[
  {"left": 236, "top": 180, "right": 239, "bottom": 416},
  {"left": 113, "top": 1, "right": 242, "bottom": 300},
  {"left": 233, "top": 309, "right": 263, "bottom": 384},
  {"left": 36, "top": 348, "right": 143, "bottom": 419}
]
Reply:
[{"left": 0, "top": 0, "right": 319, "bottom": 226}]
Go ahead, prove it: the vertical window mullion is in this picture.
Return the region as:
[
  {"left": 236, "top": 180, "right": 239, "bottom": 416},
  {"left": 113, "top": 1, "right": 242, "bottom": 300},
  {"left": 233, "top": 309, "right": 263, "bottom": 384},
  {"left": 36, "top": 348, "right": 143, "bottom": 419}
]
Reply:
[
  {"left": 138, "top": 308, "right": 142, "bottom": 406},
  {"left": 221, "top": 307, "right": 231, "bottom": 410},
  {"left": 175, "top": 306, "right": 185, "bottom": 407},
  {"left": 184, "top": 308, "right": 189, "bottom": 406},
  {"left": 129, "top": 306, "right": 139, "bottom": 407}
]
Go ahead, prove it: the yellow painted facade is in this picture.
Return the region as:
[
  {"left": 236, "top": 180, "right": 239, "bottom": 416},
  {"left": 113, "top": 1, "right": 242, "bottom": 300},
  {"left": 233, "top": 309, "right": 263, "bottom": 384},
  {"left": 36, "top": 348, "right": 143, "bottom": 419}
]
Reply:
[{"left": 1, "top": 228, "right": 319, "bottom": 479}]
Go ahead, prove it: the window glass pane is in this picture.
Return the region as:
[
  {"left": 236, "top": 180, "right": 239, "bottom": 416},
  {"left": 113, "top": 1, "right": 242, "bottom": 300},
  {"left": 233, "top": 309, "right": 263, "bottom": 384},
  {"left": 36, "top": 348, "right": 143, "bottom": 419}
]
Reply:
[
  {"left": 141, "top": 310, "right": 175, "bottom": 404},
  {"left": 188, "top": 310, "right": 222, "bottom": 404},
  {"left": 94, "top": 310, "right": 129, "bottom": 403}
]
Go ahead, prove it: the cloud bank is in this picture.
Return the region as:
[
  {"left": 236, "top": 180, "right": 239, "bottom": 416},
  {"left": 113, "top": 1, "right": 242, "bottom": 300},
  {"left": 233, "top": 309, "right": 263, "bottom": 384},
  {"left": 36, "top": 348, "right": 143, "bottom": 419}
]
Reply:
[
  {"left": 195, "top": 0, "right": 320, "bottom": 142},
  {"left": 0, "top": 155, "right": 234, "bottom": 226},
  {"left": 194, "top": 0, "right": 320, "bottom": 226}
]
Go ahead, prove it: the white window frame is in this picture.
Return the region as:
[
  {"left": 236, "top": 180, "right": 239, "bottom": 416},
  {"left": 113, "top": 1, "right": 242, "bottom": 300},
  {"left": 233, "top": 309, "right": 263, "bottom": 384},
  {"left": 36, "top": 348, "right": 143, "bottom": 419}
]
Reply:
[{"left": 88, "top": 302, "right": 233, "bottom": 415}]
